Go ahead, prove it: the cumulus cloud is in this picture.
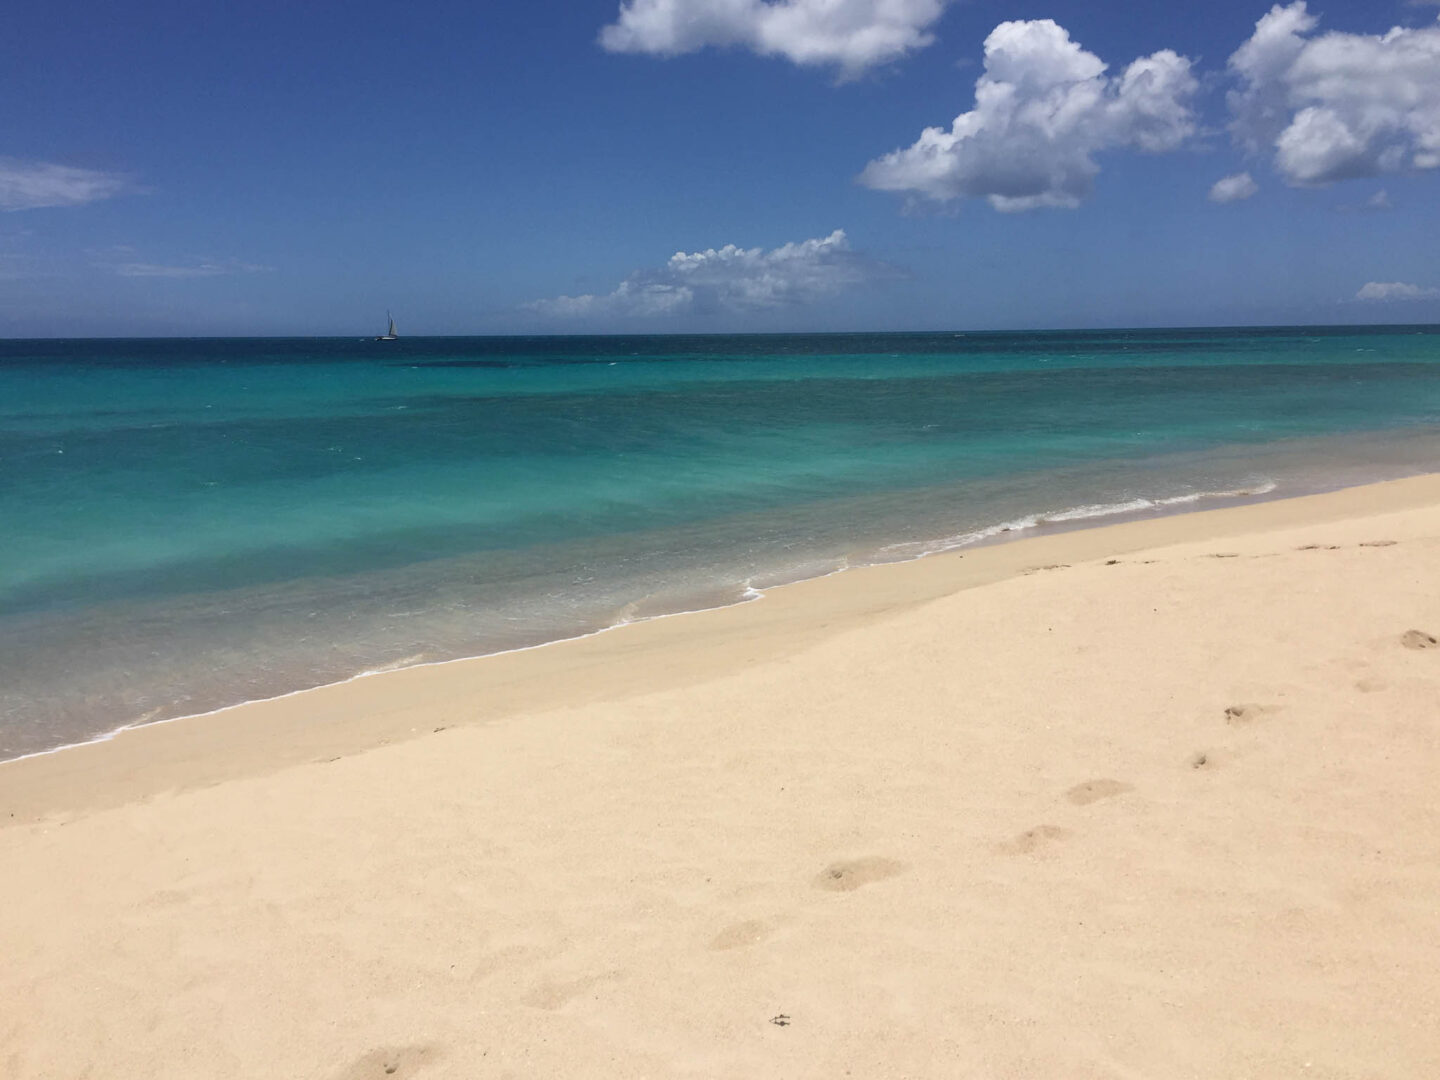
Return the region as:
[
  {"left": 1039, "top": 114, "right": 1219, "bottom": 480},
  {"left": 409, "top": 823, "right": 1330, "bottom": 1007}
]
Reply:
[
  {"left": 1209, "top": 171, "right": 1259, "bottom": 202},
  {"left": 858, "top": 19, "right": 1198, "bottom": 211},
  {"left": 0, "top": 157, "right": 132, "bottom": 211},
  {"left": 1228, "top": 3, "right": 1440, "bottom": 185},
  {"left": 598, "top": 0, "right": 948, "bottom": 76},
  {"left": 1355, "top": 281, "right": 1439, "bottom": 301},
  {"left": 528, "top": 229, "right": 886, "bottom": 320}
]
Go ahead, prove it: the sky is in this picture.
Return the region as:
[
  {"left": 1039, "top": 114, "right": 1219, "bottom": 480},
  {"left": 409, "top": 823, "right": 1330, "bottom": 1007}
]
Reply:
[{"left": 1, "top": 0, "right": 1438, "bottom": 336}]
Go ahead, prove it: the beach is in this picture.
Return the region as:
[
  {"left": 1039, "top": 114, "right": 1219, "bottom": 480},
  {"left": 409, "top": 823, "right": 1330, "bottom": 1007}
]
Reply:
[
  {"left": 4, "top": 475, "right": 1439, "bottom": 1079},
  {"left": 7, "top": 328, "right": 1440, "bottom": 760}
]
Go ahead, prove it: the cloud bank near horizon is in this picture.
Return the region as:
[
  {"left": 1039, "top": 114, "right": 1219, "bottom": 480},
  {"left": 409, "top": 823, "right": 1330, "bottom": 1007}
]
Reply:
[
  {"left": 1355, "top": 280, "right": 1439, "bottom": 301},
  {"left": 527, "top": 229, "right": 890, "bottom": 321}
]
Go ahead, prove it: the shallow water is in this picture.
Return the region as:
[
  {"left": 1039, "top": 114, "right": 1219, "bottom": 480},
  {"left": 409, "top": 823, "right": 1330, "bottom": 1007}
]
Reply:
[{"left": 2, "top": 326, "right": 1438, "bottom": 758}]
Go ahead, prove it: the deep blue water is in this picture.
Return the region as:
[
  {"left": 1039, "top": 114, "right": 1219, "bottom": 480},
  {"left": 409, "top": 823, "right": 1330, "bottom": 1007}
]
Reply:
[{"left": 2, "top": 326, "right": 1439, "bottom": 757}]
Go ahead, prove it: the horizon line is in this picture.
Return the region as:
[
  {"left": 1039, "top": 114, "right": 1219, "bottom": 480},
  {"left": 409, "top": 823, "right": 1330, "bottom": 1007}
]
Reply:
[{"left": 3, "top": 321, "right": 1439, "bottom": 343}]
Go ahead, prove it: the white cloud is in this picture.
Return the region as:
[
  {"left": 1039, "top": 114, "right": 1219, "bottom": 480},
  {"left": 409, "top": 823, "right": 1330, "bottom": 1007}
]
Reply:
[
  {"left": 858, "top": 19, "right": 1197, "bottom": 211},
  {"left": 528, "top": 229, "right": 886, "bottom": 320},
  {"left": 534, "top": 279, "right": 695, "bottom": 318},
  {"left": 598, "top": 0, "right": 948, "bottom": 77},
  {"left": 92, "top": 254, "right": 271, "bottom": 278},
  {"left": 113, "top": 263, "right": 230, "bottom": 278},
  {"left": 1334, "top": 187, "right": 1396, "bottom": 213},
  {"left": 1209, "top": 171, "right": 1259, "bottom": 202},
  {"left": 0, "top": 157, "right": 132, "bottom": 211},
  {"left": 1355, "top": 281, "right": 1439, "bottom": 301},
  {"left": 1228, "top": 3, "right": 1440, "bottom": 185}
]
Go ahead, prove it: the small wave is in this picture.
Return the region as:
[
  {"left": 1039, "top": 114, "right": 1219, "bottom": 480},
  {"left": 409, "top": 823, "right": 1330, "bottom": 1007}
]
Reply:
[
  {"left": 358, "top": 652, "right": 429, "bottom": 677},
  {"left": 1041, "top": 498, "right": 1153, "bottom": 523},
  {"left": 881, "top": 480, "right": 1280, "bottom": 559}
]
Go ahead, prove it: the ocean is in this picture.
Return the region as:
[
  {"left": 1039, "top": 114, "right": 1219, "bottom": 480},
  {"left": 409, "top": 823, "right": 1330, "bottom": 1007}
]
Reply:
[{"left": 3, "top": 326, "right": 1438, "bottom": 759}]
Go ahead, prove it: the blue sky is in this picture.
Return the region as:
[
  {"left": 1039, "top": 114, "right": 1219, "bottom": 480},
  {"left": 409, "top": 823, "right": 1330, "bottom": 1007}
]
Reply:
[{"left": 1, "top": 0, "right": 1437, "bottom": 336}]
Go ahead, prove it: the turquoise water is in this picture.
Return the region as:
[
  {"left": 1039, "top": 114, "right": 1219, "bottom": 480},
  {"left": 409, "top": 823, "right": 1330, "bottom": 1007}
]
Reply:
[{"left": 2, "top": 326, "right": 1439, "bottom": 757}]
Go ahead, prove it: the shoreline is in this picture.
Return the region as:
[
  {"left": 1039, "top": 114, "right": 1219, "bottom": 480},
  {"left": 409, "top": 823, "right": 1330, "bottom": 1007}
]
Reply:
[
  {"left": 5, "top": 469, "right": 1440, "bottom": 825},
  {"left": 0, "top": 473, "right": 1294, "bottom": 771}
]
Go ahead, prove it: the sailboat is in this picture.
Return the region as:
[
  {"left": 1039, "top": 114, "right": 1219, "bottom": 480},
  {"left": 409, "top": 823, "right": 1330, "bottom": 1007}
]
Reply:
[{"left": 374, "top": 311, "right": 398, "bottom": 341}]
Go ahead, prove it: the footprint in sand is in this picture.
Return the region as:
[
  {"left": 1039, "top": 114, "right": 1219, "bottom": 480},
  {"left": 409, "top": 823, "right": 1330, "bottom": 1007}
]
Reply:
[
  {"left": 1355, "top": 676, "right": 1388, "bottom": 693},
  {"left": 141, "top": 888, "right": 190, "bottom": 909},
  {"left": 813, "top": 856, "right": 905, "bottom": 892},
  {"left": 1223, "top": 703, "right": 1278, "bottom": 726},
  {"left": 1360, "top": 540, "right": 1398, "bottom": 547},
  {"left": 1208, "top": 552, "right": 1240, "bottom": 559},
  {"left": 331, "top": 1046, "right": 440, "bottom": 1080},
  {"left": 1188, "top": 751, "right": 1213, "bottom": 770},
  {"left": 709, "top": 919, "right": 773, "bottom": 951},
  {"left": 994, "top": 824, "right": 1072, "bottom": 855},
  {"left": 523, "top": 971, "right": 621, "bottom": 1010},
  {"left": 1401, "top": 629, "right": 1437, "bottom": 650},
  {"left": 1297, "top": 544, "right": 1340, "bottom": 551},
  {"left": 1064, "top": 779, "right": 1134, "bottom": 805}
]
